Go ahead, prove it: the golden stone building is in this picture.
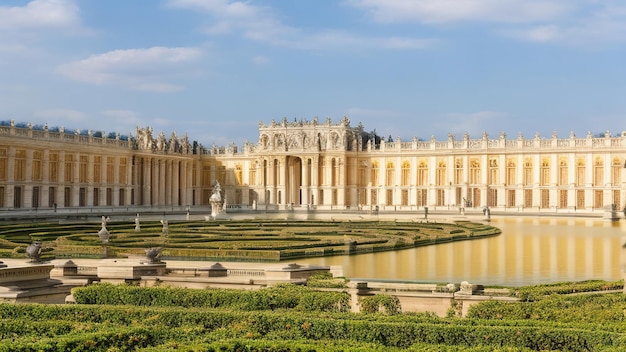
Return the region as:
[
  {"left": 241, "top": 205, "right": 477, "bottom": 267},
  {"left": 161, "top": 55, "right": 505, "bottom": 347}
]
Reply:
[{"left": 1, "top": 118, "right": 625, "bottom": 213}]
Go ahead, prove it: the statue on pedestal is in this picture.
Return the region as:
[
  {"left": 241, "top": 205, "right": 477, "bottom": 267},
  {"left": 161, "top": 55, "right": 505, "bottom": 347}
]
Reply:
[
  {"left": 98, "top": 216, "right": 110, "bottom": 244},
  {"left": 145, "top": 247, "right": 163, "bottom": 264},
  {"left": 209, "top": 180, "right": 223, "bottom": 220},
  {"left": 161, "top": 219, "right": 168, "bottom": 236},
  {"left": 134, "top": 214, "right": 141, "bottom": 232},
  {"left": 26, "top": 242, "right": 43, "bottom": 263}
]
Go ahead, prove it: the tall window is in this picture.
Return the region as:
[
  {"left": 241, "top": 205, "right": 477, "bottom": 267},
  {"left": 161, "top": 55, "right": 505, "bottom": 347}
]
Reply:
[
  {"left": 386, "top": 189, "right": 393, "bottom": 206},
  {"left": 436, "top": 160, "right": 446, "bottom": 186},
  {"left": 358, "top": 160, "right": 367, "bottom": 187},
  {"left": 32, "top": 151, "right": 42, "bottom": 181},
  {"left": 576, "top": 190, "right": 585, "bottom": 209},
  {"left": 49, "top": 153, "right": 59, "bottom": 182},
  {"left": 558, "top": 158, "right": 567, "bottom": 186},
  {"left": 401, "top": 189, "right": 408, "bottom": 206},
  {"left": 0, "top": 187, "right": 5, "bottom": 207},
  {"left": 235, "top": 164, "right": 243, "bottom": 185},
  {"left": 79, "top": 155, "right": 88, "bottom": 183},
  {"left": 576, "top": 159, "right": 585, "bottom": 186},
  {"left": 559, "top": 190, "right": 567, "bottom": 208},
  {"left": 454, "top": 159, "right": 463, "bottom": 184},
  {"left": 611, "top": 158, "right": 621, "bottom": 186},
  {"left": 106, "top": 157, "right": 114, "bottom": 183},
  {"left": 202, "top": 166, "right": 211, "bottom": 185},
  {"left": 65, "top": 154, "right": 74, "bottom": 183},
  {"left": 436, "top": 189, "right": 445, "bottom": 206},
  {"left": 14, "top": 150, "right": 26, "bottom": 181},
  {"left": 506, "top": 158, "right": 516, "bottom": 186},
  {"left": 119, "top": 158, "right": 127, "bottom": 184},
  {"left": 416, "top": 189, "right": 427, "bottom": 207},
  {"left": 218, "top": 166, "right": 226, "bottom": 185},
  {"left": 371, "top": 161, "right": 379, "bottom": 186},
  {"left": 593, "top": 157, "right": 603, "bottom": 186},
  {"left": 0, "top": 149, "right": 6, "bottom": 181},
  {"left": 487, "top": 189, "right": 497, "bottom": 207},
  {"left": 594, "top": 190, "right": 603, "bottom": 208},
  {"left": 248, "top": 163, "right": 256, "bottom": 186},
  {"left": 523, "top": 158, "right": 533, "bottom": 186},
  {"left": 469, "top": 159, "right": 480, "bottom": 184},
  {"left": 488, "top": 158, "right": 498, "bottom": 185},
  {"left": 417, "top": 161, "right": 427, "bottom": 186},
  {"left": 93, "top": 156, "right": 101, "bottom": 183},
  {"left": 540, "top": 158, "right": 550, "bottom": 186},
  {"left": 524, "top": 189, "right": 533, "bottom": 208},
  {"left": 507, "top": 189, "right": 515, "bottom": 207},
  {"left": 385, "top": 161, "right": 395, "bottom": 187},
  {"left": 401, "top": 161, "right": 410, "bottom": 186}
]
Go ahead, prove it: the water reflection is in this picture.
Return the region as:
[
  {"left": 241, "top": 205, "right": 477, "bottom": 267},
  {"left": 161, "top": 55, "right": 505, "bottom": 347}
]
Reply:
[{"left": 293, "top": 217, "right": 626, "bottom": 286}]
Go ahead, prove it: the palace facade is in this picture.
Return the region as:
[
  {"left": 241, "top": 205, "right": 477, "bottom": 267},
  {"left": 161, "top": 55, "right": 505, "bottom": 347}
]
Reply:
[{"left": 1, "top": 118, "right": 625, "bottom": 213}]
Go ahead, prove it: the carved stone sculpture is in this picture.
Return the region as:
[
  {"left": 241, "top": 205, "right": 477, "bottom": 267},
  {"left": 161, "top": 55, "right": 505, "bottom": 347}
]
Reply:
[
  {"left": 26, "top": 242, "right": 43, "bottom": 262},
  {"left": 98, "top": 216, "right": 110, "bottom": 244},
  {"left": 145, "top": 247, "right": 163, "bottom": 264}
]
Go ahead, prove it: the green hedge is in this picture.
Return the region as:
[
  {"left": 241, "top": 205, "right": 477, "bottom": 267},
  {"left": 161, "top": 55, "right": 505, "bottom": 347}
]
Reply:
[
  {"left": 1, "top": 303, "right": 625, "bottom": 351},
  {"left": 72, "top": 283, "right": 350, "bottom": 312}
]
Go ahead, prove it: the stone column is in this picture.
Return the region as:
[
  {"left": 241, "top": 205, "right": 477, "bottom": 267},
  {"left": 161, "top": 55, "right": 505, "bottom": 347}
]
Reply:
[
  {"left": 126, "top": 156, "right": 133, "bottom": 206},
  {"left": 143, "top": 157, "right": 151, "bottom": 205},
  {"left": 57, "top": 151, "right": 65, "bottom": 207},
  {"left": 301, "top": 158, "right": 309, "bottom": 206},
  {"left": 179, "top": 160, "right": 187, "bottom": 206},
  {"left": 113, "top": 156, "right": 120, "bottom": 206},
  {"left": 23, "top": 150, "right": 33, "bottom": 208},
  {"left": 338, "top": 157, "right": 345, "bottom": 207},
  {"left": 72, "top": 152, "right": 80, "bottom": 207},
  {"left": 165, "top": 160, "right": 172, "bottom": 205},
  {"left": 311, "top": 156, "right": 319, "bottom": 205},
  {"left": 152, "top": 158, "right": 159, "bottom": 205},
  {"left": 42, "top": 149, "right": 50, "bottom": 208},
  {"left": 278, "top": 156, "right": 286, "bottom": 206},
  {"left": 172, "top": 160, "right": 180, "bottom": 206},
  {"left": 87, "top": 155, "right": 94, "bottom": 206},
  {"left": 99, "top": 156, "right": 107, "bottom": 206},
  {"left": 159, "top": 159, "right": 166, "bottom": 205}
]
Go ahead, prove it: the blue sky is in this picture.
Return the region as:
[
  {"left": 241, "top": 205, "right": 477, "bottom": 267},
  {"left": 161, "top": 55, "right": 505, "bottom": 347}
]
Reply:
[{"left": 1, "top": 0, "right": 625, "bottom": 146}]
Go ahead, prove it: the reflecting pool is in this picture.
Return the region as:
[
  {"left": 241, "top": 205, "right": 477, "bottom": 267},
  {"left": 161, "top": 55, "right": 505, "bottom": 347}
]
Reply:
[{"left": 293, "top": 217, "right": 626, "bottom": 286}]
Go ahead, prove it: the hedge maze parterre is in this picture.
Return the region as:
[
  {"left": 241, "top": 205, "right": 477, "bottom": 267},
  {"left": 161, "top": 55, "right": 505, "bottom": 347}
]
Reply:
[{"left": 0, "top": 219, "right": 500, "bottom": 261}]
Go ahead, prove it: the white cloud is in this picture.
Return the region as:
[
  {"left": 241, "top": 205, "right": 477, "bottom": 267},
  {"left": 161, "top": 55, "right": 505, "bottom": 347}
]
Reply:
[
  {"left": 0, "top": 0, "right": 87, "bottom": 60},
  {"left": 347, "top": 0, "right": 570, "bottom": 24},
  {"left": 0, "top": 0, "right": 80, "bottom": 30},
  {"left": 168, "top": 0, "right": 432, "bottom": 51},
  {"left": 57, "top": 47, "right": 203, "bottom": 92},
  {"left": 349, "top": 0, "right": 626, "bottom": 46},
  {"left": 509, "top": 5, "right": 626, "bottom": 45}
]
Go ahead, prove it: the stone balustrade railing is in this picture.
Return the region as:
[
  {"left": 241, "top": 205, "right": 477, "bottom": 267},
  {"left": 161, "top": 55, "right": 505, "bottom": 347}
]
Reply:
[{"left": 4, "top": 121, "right": 625, "bottom": 156}]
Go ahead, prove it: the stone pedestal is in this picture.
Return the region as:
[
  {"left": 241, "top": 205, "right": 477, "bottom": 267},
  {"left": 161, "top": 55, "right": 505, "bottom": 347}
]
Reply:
[
  {"left": 0, "top": 264, "right": 66, "bottom": 303},
  {"left": 97, "top": 260, "right": 167, "bottom": 284},
  {"left": 207, "top": 262, "right": 227, "bottom": 277}
]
